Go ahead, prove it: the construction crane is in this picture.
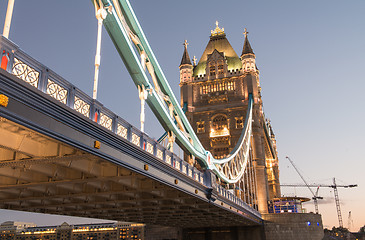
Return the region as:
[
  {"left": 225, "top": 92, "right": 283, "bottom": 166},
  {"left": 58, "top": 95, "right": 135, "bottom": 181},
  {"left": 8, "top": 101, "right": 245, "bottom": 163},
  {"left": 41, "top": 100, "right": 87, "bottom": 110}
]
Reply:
[
  {"left": 285, "top": 156, "right": 323, "bottom": 214},
  {"left": 280, "top": 162, "right": 357, "bottom": 228}
]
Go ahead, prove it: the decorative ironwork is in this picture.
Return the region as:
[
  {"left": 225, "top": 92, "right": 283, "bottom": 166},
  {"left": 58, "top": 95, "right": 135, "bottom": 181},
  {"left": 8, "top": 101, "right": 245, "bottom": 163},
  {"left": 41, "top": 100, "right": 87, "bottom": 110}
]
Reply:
[
  {"left": 182, "top": 165, "right": 187, "bottom": 174},
  {"left": 195, "top": 173, "right": 199, "bottom": 181},
  {"left": 165, "top": 155, "right": 171, "bottom": 165},
  {"left": 146, "top": 142, "right": 153, "bottom": 154},
  {"left": 12, "top": 58, "right": 39, "bottom": 87},
  {"left": 117, "top": 124, "right": 128, "bottom": 139},
  {"left": 175, "top": 160, "right": 180, "bottom": 170},
  {"left": 46, "top": 79, "right": 68, "bottom": 104},
  {"left": 99, "top": 113, "right": 112, "bottom": 131},
  {"left": 156, "top": 149, "right": 163, "bottom": 160},
  {"left": 73, "top": 96, "right": 90, "bottom": 117},
  {"left": 188, "top": 169, "right": 192, "bottom": 178},
  {"left": 131, "top": 133, "right": 140, "bottom": 146}
]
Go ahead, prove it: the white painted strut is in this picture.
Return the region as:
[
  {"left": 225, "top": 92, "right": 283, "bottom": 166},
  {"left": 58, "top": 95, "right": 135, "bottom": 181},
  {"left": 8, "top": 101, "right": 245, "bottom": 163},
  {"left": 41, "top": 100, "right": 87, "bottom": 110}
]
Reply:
[
  {"left": 92, "top": 0, "right": 108, "bottom": 100},
  {"left": 2, "top": 0, "right": 15, "bottom": 38},
  {"left": 138, "top": 85, "right": 148, "bottom": 132},
  {"left": 168, "top": 131, "right": 175, "bottom": 152}
]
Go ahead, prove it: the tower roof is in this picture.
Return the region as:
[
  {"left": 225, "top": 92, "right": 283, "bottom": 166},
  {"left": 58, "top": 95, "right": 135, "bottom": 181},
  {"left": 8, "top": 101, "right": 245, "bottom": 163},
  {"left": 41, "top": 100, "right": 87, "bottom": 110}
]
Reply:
[
  {"left": 241, "top": 28, "right": 254, "bottom": 55},
  {"left": 193, "top": 23, "right": 242, "bottom": 77},
  {"left": 180, "top": 40, "right": 192, "bottom": 66}
]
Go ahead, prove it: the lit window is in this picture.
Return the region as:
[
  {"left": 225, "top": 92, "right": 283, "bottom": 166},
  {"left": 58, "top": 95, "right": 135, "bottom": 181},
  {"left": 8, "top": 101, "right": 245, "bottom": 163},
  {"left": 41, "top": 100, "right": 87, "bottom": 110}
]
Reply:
[
  {"left": 227, "top": 81, "right": 234, "bottom": 91},
  {"left": 210, "top": 65, "right": 216, "bottom": 76},
  {"left": 235, "top": 117, "right": 243, "bottom": 129},
  {"left": 218, "top": 64, "right": 224, "bottom": 75},
  {"left": 197, "top": 121, "right": 205, "bottom": 133},
  {"left": 212, "top": 115, "right": 228, "bottom": 131}
]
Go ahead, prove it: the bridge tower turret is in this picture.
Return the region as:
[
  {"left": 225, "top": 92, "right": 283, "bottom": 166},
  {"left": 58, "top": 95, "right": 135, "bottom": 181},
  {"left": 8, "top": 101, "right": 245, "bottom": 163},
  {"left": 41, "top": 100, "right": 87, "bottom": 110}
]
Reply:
[
  {"left": 179, "top": 23, "right": 280, "bottom": 214},
  {"left": 179, "top": 40, "right": 193, "bottom": 111},
  {"left": 240, "top": 29, "right": 270, "bottom": 213}
]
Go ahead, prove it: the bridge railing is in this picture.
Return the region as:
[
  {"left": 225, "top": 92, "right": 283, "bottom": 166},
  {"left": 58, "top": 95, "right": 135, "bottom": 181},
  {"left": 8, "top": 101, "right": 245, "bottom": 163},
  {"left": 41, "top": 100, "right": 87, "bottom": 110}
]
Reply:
[
  {"left": 0, "top": 36, "right": 257, "bottom": 213},
  {"left": 0, "top": 36, "right": 206, "bottom": 184}
]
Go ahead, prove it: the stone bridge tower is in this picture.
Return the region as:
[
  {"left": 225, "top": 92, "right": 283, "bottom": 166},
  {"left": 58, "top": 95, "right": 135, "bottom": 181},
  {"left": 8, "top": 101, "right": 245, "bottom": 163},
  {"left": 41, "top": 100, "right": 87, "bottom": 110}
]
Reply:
[{"left": 179, "top": 23, "right": 281, "bottom": 213}]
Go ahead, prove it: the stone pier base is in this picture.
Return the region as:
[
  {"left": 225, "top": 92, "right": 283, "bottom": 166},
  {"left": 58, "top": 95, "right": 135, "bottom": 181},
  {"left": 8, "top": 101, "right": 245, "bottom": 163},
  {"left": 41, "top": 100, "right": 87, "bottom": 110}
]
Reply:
[
  {"left": 145, "top": 225, "right": 265, "bottom": 240},
  {"left": 145, "top": 213, "right": 324, "bottom": 240},
  {"left": 263, "top": 213, "right": 324, "bottom": 240}
]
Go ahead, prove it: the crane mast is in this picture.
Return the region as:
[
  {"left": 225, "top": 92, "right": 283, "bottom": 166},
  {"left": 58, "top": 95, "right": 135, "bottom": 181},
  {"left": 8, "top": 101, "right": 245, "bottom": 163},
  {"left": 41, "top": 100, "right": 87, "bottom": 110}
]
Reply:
[
  {"left": 285, "top": 156, "right": 321, "bottom": 214},
  {"left": 333, "top": 178, "right": 343, "bottom": 228}
]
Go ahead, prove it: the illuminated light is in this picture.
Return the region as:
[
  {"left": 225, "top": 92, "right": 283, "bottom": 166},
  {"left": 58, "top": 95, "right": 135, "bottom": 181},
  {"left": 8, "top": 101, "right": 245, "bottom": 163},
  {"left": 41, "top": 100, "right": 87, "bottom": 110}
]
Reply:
[
  {"left": 22, "top": 230, "right": 56, "bottom": 235},
  {"left": 0, "top": 94, "right": 9, "bottom": 107},
  {"left": 94, "top": 140, "right": 100, "bottom": 149},
  {"left": 1, "top": 54, "right": 9, "bottom": 70},
  {"left": 317, "top": 222, "right": 319, "bottom": 226},
  {"left": 307, "top": 221, "right": 311, "bottom": 226},
  {"left": 144, "top": 164, "right": 149, "bottom": 171},
  {"left": 72, "top": 227, "right": 116, "bottom": 232},
  {"left": 210, "top": 127, "right": 230, "bottom": 137},
  {"left": 94, "top": 112, "right": 98, "bottom": 122}
]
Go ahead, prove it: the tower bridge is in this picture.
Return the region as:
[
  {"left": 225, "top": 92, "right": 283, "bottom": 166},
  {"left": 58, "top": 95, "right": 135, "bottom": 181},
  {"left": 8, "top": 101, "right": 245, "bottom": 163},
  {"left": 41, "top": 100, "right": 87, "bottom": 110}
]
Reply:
[
  {"left": 0, "top": 35, "right": 261, "bottom": 228},
  {"left": 0, "top": 0, "right": 325, "bottom": 239}
]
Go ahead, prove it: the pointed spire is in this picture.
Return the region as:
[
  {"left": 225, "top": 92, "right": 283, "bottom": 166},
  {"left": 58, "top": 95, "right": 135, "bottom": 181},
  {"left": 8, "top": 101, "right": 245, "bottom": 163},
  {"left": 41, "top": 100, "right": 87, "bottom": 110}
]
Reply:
[
  {"left": 180, "top": 40, "right": 192, "bottom": 66},
  {"left": 241, "top": 28, "right": 254, "bottom": 56}
]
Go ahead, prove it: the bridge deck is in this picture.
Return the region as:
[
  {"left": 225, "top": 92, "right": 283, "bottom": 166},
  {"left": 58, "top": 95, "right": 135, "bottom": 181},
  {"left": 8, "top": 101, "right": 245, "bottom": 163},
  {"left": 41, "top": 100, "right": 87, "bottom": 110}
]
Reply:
[{"left": 0, "top": 36, "right": 261, "bottom": 227}]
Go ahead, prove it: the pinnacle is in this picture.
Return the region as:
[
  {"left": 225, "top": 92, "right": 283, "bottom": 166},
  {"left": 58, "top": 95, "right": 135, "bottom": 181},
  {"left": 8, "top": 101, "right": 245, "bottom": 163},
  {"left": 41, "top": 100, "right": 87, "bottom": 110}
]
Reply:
[
  {"left": 241, "top": 32, "right": 254, "bottom": 56},
  {"left": 180, "top": 40, "right": 192, "bottom": 66}
]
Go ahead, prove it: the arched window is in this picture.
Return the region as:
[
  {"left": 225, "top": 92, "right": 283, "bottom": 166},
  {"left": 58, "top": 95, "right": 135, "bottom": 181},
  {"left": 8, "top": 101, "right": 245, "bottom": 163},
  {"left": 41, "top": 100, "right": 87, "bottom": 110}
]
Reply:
[
  {"left": 210, "top": 114, "right": 230, "bottom": 137},
  {"left": 212, "top": 115, "right": 227, "bottom": 131}
]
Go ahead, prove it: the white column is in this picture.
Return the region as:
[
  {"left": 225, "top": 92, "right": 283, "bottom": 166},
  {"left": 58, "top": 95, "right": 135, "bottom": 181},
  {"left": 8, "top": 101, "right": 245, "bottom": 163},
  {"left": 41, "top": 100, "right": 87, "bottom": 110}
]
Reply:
[
  {"left": 138, "top": 85, "right": 148, "bottom": 132},
  {"left": 2, "top": 0, "right": 15, "bottom": 38},
  {"left": 92, "top": 3, "right": 107, "bottom": 100}
]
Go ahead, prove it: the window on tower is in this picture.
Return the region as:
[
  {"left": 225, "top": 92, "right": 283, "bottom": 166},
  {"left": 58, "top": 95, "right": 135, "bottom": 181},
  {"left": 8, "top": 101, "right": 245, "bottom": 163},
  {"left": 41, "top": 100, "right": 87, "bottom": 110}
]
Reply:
[
  {"left": 210, "top": 114, "right": 229, "bottom": 137},
  {"left": 212, "top": 115, "right": 227, "bottom": 131},
  {"left": 209, "top": 65, "right": 216, "bottom": 76},
  {"left": 197, "top": 121, "right": 205, "bottom": 133},
  {"left": 227, "top": 81, "right": 234, "bottom": 91},
  {"left": 200, "top": 81, "right": 235, "bottom": 95},
  {"left": 214, "top": 147, "right": 229, "bottom": 159},
  {"left": 218, "top": 64, "right": 224, "bottom": 75},
  {"left": 235, "top": 117, "right": 243, "bottom": 129}
]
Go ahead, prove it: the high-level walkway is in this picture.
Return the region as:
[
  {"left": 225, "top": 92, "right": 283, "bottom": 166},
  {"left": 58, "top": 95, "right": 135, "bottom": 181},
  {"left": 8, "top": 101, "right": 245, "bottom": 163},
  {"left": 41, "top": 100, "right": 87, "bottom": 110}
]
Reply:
[{"left": 0, "top": 36, "right": 261, "bottom": 228}]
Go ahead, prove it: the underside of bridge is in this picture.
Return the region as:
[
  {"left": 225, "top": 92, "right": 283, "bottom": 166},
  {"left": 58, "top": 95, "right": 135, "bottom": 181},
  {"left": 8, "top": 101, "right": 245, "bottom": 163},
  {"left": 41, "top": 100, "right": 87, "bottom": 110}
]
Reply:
[{"left": 0, "top": 117, "right": 259, "bottom": 228}]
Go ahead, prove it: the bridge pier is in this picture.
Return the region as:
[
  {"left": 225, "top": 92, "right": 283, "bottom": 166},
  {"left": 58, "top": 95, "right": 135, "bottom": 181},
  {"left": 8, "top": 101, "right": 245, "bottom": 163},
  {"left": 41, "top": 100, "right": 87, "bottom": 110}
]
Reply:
[
  {"left": 182, "top": 226, "right": 264, "bottom": 240},
  {"left": 144, "top": 225, "right": 265, "bottom": 240}
]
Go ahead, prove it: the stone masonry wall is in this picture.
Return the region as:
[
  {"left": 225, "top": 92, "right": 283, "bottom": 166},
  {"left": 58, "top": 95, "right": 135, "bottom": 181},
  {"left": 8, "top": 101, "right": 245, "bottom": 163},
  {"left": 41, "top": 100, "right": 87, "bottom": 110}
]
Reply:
[{"left": 263, "top": 213, "right": 324, "bottom": 240}]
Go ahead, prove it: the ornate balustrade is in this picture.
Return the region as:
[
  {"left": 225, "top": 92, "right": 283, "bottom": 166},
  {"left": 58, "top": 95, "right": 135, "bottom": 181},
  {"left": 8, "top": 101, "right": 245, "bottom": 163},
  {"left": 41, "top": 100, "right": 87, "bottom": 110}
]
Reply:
[{"left": 0, "top": 37, "right": 206, "bottom": 184}]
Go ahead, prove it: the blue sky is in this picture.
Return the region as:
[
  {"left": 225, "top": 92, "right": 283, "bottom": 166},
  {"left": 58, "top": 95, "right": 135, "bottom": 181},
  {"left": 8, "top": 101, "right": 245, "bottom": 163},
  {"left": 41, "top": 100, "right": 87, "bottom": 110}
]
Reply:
[{"left": 0, "top": 0, "right": 364, "bottom": 231}]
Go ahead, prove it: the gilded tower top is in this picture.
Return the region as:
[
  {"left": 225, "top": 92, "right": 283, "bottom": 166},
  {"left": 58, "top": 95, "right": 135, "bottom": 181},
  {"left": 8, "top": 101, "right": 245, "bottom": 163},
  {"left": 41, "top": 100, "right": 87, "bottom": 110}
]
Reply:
[{"left": 211, "top": 21, "right": 225, "bottom": 37}]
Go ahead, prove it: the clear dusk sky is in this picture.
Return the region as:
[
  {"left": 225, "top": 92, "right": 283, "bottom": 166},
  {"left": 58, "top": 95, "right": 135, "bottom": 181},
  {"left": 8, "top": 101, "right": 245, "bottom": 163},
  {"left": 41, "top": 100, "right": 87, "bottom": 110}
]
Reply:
[{"left": 0, "top": 0, "right": 364, "bottom": 231}]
